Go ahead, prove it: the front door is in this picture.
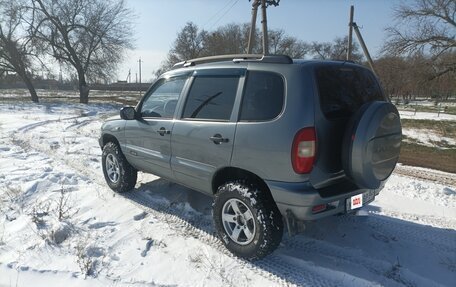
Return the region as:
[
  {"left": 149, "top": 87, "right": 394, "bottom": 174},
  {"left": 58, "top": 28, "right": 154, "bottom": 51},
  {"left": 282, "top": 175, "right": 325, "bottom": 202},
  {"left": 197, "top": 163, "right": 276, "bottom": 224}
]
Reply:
[
  {"left": 124, "top": 76, "right": 188, "bottom": 179},
  {"left": 171, "top": 71, "right": 244, "bottom": 194}
]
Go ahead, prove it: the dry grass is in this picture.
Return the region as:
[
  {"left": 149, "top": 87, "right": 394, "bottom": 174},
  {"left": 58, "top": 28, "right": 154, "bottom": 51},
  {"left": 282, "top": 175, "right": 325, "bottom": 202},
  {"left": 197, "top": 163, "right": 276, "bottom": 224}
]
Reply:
[
  {"left": 399, "top": 142, "right": 456, "bottom": 173},
  {"left": 401, "top": 119, "right": 456, "bottom": 138},
  {"left": 399, "top": 119, "right": 456, "bottom": 172}
]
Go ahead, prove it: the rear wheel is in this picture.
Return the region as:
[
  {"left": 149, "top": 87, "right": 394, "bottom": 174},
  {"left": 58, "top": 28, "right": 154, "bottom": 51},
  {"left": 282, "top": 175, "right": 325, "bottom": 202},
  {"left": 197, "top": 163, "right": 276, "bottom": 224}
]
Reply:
[
  {"left": 102, "top": 142, "right": 137, "bottom": 192},
  {"left": 213, "top": 181, "right": 283, "bottom": 260}
]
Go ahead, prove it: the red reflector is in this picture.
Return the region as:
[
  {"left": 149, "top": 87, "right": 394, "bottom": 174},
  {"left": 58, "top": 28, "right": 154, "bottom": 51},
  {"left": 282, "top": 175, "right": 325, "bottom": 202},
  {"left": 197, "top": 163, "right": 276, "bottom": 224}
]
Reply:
[
  {"left": 312, "top": 204, "right": 327, "bottom": 214},
  {"left": 291, "top": 127, "right": 316, "bottom": 174}
]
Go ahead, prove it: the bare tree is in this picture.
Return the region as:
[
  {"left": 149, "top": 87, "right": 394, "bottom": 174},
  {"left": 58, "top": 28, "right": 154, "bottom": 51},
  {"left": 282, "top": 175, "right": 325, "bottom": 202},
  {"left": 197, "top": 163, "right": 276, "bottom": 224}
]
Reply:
[
  {"left": 375, "top": 52, "right": 456, "bottom": 101},
  {"left": 268, "top": 29, "right": 309, "bottom": 58},
  {"left": 30, "top": 0, "right": 134, "bottom": 104},
  {"left": 154, "top": 22, "right": 207, "bottom": 77},
  {"left": 0, "top": 0, "right": 39, "bottom": 102},
  {"left": 170, "top": 22, "right": 207, "bottom": 63},
  {"left": 309, "top": 36, "right": 363, "bottom": 62},
  {"left": 384, "top": 0, "right": 455, "bottom": 77},
  {"left": 157, "top": 22, "right": 310, "bottom": 75},
  {"left": 204, "top": 23, "right": 249, "bottom": 55},
  {"left": 375, "top": 56, "right": 410, "bottom": 99}
]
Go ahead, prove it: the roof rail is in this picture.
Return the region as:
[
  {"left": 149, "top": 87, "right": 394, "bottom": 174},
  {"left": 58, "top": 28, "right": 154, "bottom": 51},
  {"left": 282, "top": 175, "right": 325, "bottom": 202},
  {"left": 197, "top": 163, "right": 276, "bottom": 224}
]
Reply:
[{"left": 172, "top": 54, "right": 292, "bottom": 69}]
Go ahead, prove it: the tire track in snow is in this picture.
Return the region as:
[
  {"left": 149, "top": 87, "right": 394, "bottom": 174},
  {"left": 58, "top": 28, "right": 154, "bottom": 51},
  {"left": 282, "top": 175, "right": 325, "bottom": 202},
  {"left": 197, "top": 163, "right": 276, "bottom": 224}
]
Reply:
[
  {"left": 6, "top": 118, "right": 360, "bottom": 287},
  {"left": 17, "top": 114, "right": 94, "bottom": 132},
  {"left": 395, "top": 166, "right": 456, "bottom": 187},
  {"left": 4, "top": 123, "right": 302, "bottom": 286},
  {"left": 280, "top": 236, "right": 442, "bottom": 287},
  {"left": 335, "top": 214, "right": 456, "bottom": 253},
  {"left": 7, "top": 109, "right": 455, "bottom": 287},
  {"left": 121, "top": 189, "right": 345, "bottom": 287},
  {"left": 368, "top": 216, "right": 455, "bottom": 253},
  {"left": 279, "top": 214, "right": 455, "bottom": 286}
]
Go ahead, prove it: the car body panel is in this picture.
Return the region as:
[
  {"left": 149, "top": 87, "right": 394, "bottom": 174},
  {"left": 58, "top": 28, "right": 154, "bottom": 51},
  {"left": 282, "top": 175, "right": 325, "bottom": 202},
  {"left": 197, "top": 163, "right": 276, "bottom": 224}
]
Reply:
[
  {"left": 171, "top": 120, "right": 236, "bottom": 194},
  {"left": 123, "top": 118, "right": 175, "bottom": 178}
]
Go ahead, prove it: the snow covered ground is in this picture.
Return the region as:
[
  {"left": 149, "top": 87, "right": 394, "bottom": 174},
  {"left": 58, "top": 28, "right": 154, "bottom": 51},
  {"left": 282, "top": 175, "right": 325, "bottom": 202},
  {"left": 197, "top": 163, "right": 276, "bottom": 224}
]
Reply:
[
  {"left": 402, "top": 128, "right": 456, "bottom": 148},
  {"left": 0, "top": 102, "right": 455, "bottom": 287},
  {"left": 399, "top": 110, "right": 456, "bottom": 121}
]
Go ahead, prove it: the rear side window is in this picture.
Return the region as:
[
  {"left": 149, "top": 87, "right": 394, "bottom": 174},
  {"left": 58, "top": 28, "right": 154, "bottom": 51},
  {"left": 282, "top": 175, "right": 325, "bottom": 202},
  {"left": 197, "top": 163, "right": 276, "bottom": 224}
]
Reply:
[
  {"left": 182, "top": 76, "right": 239, "bottom": 121},
  {"left": 240, "top": 71, "right": 284, "bottom": 121},
  {"left": 316, "top": 66, "right": 384, "bottom": 119}
]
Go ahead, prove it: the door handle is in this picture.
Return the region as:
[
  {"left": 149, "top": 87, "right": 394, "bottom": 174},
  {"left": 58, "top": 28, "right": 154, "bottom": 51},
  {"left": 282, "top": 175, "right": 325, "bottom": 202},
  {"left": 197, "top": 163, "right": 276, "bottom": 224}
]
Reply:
[
  {"left": 157, "top": 127, "right": 171, "bottom": 136},
  {"left": 209, "top": 134, "right": 229, "bottom": 144}
]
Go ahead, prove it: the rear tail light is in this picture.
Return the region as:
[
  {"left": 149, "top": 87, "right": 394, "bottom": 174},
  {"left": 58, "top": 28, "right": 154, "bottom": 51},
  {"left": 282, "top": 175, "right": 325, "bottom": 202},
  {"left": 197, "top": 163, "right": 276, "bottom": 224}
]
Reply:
[
  {"left": 292, "top": 127, "right": 316, "bottom": 174},
  {"left": 312, "top": 204, "right": 327, "bottom": 214}
]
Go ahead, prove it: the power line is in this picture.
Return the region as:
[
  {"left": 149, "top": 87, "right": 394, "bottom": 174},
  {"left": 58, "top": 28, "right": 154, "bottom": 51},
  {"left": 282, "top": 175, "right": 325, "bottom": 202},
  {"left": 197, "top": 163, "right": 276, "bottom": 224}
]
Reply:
[
  {"left": 202, "top": 0, "right": 238, "bottom": 29},
  {"left": 209, "top": 0, "right": 241, "bottom": 30}
]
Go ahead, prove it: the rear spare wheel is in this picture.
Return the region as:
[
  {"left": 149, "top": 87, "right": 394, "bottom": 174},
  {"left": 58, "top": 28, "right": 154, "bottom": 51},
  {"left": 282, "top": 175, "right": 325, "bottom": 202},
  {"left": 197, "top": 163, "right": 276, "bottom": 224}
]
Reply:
[{"left": 342, "top": 101, "right": 402, "bottom": 189}]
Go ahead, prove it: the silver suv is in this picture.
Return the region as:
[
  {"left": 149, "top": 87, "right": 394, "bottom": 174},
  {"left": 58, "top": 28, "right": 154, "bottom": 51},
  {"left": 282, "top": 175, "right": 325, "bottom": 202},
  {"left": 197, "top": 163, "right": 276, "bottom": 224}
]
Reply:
[{"left": 99, "top": 54, "right": 402, "bottom": 259}]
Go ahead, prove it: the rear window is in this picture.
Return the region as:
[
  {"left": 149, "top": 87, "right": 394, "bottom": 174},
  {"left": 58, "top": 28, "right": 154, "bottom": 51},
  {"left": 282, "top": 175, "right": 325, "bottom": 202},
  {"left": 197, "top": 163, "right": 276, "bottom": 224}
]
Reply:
[
  {"left": 239, "top": 71, "right": 284, "bottom": 121},
  {"left": 316, "top": 66, "right": 384, "bottom": 119}
]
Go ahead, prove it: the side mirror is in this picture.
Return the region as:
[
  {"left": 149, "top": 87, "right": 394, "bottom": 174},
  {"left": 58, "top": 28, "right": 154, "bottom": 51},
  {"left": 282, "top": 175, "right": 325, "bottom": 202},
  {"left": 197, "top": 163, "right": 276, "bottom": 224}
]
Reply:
[{"left": 120, "top": 106, "right": 137, "bottom": 120}]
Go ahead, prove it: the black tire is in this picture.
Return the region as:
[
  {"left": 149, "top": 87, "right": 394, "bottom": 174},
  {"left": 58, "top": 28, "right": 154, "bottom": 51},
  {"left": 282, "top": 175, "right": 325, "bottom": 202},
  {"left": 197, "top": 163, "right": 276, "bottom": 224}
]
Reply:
[
  {"left": 102, "top": 142, "right": 137, "bottom": 193},
  {"left": 213, "top": 181, "right": 283, "bottom": 260}
]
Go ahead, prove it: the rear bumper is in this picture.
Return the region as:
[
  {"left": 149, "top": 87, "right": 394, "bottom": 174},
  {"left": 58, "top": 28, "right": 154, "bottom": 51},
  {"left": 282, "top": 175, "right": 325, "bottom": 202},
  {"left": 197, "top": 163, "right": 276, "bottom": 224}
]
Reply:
[{"left": 266, "top": 179, "right": 383, "bottom": 220}]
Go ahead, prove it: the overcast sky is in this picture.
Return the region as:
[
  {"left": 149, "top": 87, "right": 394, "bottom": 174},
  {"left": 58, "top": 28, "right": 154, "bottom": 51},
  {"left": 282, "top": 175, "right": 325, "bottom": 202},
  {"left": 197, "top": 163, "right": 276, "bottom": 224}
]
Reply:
[{"left": 119, "top": 0, "right": 406, "bottom": 82}]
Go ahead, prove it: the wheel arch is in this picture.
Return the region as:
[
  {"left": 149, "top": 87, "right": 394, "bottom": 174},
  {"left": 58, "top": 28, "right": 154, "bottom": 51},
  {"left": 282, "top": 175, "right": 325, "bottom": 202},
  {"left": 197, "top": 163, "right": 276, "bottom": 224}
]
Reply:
[
  {"left": 212, "top": 167, "right": 272, "bottom": 198},
  {"left": 101, "top": 133, "right": 120, "bottom": 148}
]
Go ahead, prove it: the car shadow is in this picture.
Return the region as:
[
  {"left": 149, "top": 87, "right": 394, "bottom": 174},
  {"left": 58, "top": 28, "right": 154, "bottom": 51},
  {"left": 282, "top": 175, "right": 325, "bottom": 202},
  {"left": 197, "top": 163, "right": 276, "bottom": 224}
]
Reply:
[{"left": 120, "top": 177, "right": 456, "bottom": 287}]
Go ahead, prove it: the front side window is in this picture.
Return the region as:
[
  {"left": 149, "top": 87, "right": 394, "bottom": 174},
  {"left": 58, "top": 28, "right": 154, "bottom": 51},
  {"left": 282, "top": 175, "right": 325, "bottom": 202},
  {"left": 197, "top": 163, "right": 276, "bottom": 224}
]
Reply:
[
  {"left": 239, "top": 71, "right": 284, "bottom": 121},
  {"left": 182, "top": 76, "right": 239, "bottom": 121},
  {"left": 140, "top": 77, "right": 187, "bottom": 118}
]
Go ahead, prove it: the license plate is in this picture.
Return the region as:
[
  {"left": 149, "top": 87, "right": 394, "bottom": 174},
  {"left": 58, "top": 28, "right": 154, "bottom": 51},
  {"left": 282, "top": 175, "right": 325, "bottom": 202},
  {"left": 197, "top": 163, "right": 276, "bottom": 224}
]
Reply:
[
  {"left": 346, "top": 190, "right": 375, "bottom": 211},
  {"left": 350, "top": 194, "right": 363, "bottom": 210}
]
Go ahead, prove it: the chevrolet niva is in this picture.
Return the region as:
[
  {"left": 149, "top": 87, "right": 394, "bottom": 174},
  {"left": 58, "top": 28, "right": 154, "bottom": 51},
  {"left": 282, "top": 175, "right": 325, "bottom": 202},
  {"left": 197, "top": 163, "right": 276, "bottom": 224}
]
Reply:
[{"left": 99, "top": 54, "right": 402, "bottom": 259}]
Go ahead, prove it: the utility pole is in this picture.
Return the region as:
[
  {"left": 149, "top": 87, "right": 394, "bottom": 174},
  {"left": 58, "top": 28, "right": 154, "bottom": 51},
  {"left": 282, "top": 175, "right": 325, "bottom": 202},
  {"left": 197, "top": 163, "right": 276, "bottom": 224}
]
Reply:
[
  {"left": 126, "top": 69, "right": 131, "bottom": 83},
  {"left": 138, "top": 58, "right": 142, "bottom": 84},
  {"left": 347, "top": 5, "right": 354, "bottom": 61},
  {"left": 260, "top": 0, "right": 269, "bottom": 55},
  {"left": 247, "top": 0, "right": 259, "bottom": 54},
  {"left": 352, "top": 23, "right": 376, "bottom": 76},
  {"left": 247, "top": 0, "right": 279, "bottom": 55},
  {"left": 346, "top": 5, "right": 377, "bottom": 77}
]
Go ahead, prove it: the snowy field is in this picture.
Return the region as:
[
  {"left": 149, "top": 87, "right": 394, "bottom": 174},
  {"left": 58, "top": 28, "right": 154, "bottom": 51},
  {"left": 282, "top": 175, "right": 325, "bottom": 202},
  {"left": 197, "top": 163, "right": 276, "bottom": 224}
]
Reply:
[
  {"left": 0, "top": 102, "right": 455, "bottom": 287},
  {"left": 399, "top": 110, "right": 456, "bottom": 122}
]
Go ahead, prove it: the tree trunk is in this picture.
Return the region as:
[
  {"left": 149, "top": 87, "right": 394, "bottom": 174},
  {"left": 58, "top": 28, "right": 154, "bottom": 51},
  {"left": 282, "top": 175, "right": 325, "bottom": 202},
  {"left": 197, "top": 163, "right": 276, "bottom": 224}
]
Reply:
[
  {"left": 79, "top": 83, "right": 89, "bottom": 104},
  {"left": 77, "top": 69, "right": 89, "bottom": 104},
  {"left": 21, "top": 73, "right": 39, "bottom": 103}
]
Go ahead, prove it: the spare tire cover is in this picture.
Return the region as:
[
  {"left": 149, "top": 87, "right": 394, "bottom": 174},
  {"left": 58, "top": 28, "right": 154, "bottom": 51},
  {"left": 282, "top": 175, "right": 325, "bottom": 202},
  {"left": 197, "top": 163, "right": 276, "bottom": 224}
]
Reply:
[{"left": 342, "top": 101, "right": 402, "bottom": 189}]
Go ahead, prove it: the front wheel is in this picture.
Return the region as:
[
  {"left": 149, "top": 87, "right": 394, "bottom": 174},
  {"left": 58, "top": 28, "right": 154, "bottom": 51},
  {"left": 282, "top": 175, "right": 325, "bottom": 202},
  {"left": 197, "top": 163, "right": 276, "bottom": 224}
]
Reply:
[
  {"left": 213, "top": 181, "right": 283, "bottom": 260},
  {"left": 102, "top": 142, "right": 137, "bottom": 192}
]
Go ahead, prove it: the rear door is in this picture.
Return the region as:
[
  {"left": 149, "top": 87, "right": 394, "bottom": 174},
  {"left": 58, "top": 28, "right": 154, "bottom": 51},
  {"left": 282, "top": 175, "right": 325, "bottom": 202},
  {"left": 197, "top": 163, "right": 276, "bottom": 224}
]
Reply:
[
  {"left": 311, "top": 64, "right": 386, "bottom": 187},
  {"left": 123, "top": 75, "right": 188, "bottom": 179},
  {"left": 171, "top": 69, "right": 244, "bottom": 194}
]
